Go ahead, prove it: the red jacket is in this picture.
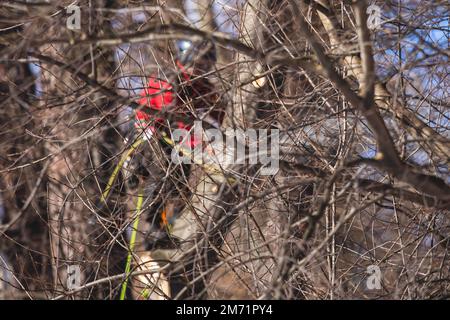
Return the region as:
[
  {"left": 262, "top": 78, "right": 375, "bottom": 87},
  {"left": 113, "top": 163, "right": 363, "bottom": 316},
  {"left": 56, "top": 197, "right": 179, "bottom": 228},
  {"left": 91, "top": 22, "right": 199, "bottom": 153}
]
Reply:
[{"left": 135, "top": 62, "right": 201, "bottom": 147}]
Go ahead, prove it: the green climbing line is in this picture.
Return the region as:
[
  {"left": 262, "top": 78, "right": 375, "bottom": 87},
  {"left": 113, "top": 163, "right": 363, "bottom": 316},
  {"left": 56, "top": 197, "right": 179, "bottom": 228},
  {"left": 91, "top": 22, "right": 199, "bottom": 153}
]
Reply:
[
  {"left": 119, "top": 187, "right": 144, "bottom": 300},
  {"left": 101, "top": 137, "right": 145, "bottom": 204}
]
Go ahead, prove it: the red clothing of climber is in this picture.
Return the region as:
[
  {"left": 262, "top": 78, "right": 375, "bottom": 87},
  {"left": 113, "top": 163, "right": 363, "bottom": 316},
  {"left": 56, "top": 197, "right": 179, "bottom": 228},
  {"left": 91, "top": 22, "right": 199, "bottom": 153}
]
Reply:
[{"left": 134, "top": 62, "right": 201, "bottom": 148}]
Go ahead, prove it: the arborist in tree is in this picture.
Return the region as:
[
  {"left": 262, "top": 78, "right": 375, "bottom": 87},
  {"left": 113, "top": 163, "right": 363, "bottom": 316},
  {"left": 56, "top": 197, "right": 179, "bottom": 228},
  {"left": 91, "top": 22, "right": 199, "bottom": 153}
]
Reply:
[
  {"left": 130, "top": 43, "right": 223, "bottom": 241},
  {"left": 101, "top": 42, "right": 227, "bottom": 299},
  {"left": 101, "top": 41, "right": 223, "bottom": 299}
]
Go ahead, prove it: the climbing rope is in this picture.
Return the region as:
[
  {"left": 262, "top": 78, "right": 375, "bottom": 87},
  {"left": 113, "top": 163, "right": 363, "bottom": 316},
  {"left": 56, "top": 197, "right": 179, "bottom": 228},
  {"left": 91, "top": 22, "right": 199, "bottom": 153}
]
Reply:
[
  {"left": 100, "top": 136, "right": 145, "bottom": 204},
  {"left": 119, "top": 187, "right": 144, "bottom": 300}
]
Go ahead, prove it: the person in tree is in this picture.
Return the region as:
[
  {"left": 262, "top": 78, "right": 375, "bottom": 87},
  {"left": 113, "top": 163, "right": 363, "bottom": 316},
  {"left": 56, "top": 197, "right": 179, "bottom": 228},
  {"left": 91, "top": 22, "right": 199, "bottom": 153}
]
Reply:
[
  {"left": 116, "top": 43, "right": 224, "bottom": 299},
  {"left": 126, "top": 43, "right": 223, "bottom": 248}
]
